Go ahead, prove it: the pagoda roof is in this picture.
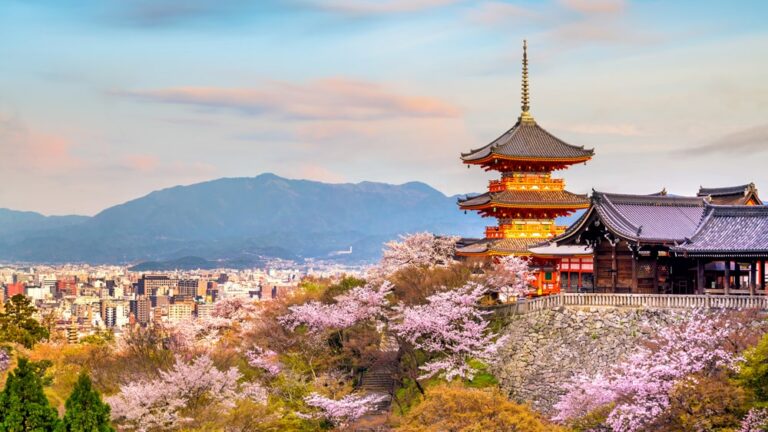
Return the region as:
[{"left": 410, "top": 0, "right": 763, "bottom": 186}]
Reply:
[
  {"left": 461, "top": 120, "right": 594, "bottom": 164},
  {"left": 671, "top": 205, "right": 768, "bottom": 257},
  {"left": 456, "top": 237, "right": 543, "bottom": 255},
  {"left": 697, "top": 183, "right": 762, "bottom": 205},
  {"left": 458, "top": 189, "right": 590, "bottom": 209},
  {"left": 555, "top": 191, "right": 708, "bottom": 245}
]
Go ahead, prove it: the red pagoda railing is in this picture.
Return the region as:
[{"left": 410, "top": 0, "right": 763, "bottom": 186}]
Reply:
[
  {"left": 484, "top": 225, "right": 567, "bottom": 239},
  {"left": 488, "top": 177, "right": 564, "bottom": 192}
]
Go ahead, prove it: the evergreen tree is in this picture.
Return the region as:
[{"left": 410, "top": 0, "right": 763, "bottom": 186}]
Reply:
[
  {"left": 0, "top": 357, "right": 60, "bottom": 431},
  {"left": 60, "top": 372, "right": 114, "bottom": 432},
  {"left": 0, "top": 295, "right": 49, "bottom": 348}
]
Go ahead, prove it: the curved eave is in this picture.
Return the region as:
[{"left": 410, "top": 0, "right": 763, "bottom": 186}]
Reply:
[
  {"left": 461, "top": 154, "right": 593, "bottom": 165},
  {"left": 459, "top": 202, "right": 591, "bottom": 211}
]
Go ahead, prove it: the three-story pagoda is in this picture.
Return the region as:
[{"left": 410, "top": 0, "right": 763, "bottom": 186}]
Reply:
[{"left": 457, "top": 41, "right": 594, "bottom": 271}]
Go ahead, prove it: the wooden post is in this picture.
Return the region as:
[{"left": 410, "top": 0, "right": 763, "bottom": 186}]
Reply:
[
  {"left": 697, "top": 259, "right": 705, "bottom": 294},
  {"left": 750, "top": 261, "right": 757, "bottom": 296},
  {"left": 611, "top": 243, "right": 617, "bottom": 293},
  {"left": 761, "top": 260, "right": 766, "bottom": 292},
  {"left": 724, "top": 260, "right": 731, "bottom": 295},
  {"left": 631, "top": 255, "right": 638, "bottom": 293},
  {"left": 652, "top": 252, "right": 659, "bottom": 294},
  {"left": 735, "top": 261, "right": 741, "bottom": 289}
]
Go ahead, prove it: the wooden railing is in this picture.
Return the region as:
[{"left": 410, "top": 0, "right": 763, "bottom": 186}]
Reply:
[
  {"left": 489, "top": 177, "right": 564, "bottom": 192},
  {"left": 485, "top": 293, "right": 768, "bottom": 316}
]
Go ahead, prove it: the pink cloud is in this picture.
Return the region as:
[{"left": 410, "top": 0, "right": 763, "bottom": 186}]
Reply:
[
  {"left": 118, "top": 77, "right": 461, "bottom": 121},
  {"left": 558, "top": 0, "right": 626, "bottom": 15},
  {"left": 468, "top": 2, "right": 538, "bottom": 26},
  {"left": 123, "top": 154, "right": 160, "bottom": 172},
  {"left": 314, "top": 0, "right": 460, "bottom": 15}
]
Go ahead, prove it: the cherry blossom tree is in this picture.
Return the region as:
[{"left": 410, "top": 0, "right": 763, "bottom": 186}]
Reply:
[
  {"left": 485, "top": 255, "right": 534, "bottom": 302},
  {"left": 0, "top": 348, "right": 10, "bottom": 372},
  {"left": 279, "top": 282, "right": 392, "bottom": 332},
  {"left": 303, "top": 392, "right": 388, "bottom": 427},
  {"left": 246, "top": 346, "right": 282, "bottom": 376},
  {"left": 392, "top": 283, "right": 507, "bottom": 380},
  {"left": 553, "top": 310, "right": 740, "bottom": 432},
  {"left": 740, "top": 408, "right": 768, "bottom": 432},
  {"left": 108, "top": 355, "right": 266, "bottom": 430},
  {"left": 369, "top": 232, "right": 459, "bottom": 279}
]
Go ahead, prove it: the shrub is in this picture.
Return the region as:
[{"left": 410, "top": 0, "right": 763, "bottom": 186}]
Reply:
[{"left": 395, "top": 384, "right": 563, "bottom": 432}]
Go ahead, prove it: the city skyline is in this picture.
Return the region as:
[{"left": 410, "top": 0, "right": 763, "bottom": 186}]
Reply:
[{"left": 2, "top": 0, "right": 767, "bottom": 215}]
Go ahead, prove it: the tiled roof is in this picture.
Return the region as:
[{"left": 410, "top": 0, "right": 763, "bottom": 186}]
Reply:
[
  {"left": 554, "top": 192, "right": 708, "bottom": 245},
  {"left": 697, "top": 183, "right": 762, "bottom": 205},
  {"left": 456, "top": 237, "right": 543, "bottom": 255},
  {"left": 671, "top": 205, "right": 768, "bottom": 256},
  {"left": 458, "top": 189, "right": 590, "bottom": 208},
  {"left": 461, "top": 120, "right": 594, "bottom": 162}
]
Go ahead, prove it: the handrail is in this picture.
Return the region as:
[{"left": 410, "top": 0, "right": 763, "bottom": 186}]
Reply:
[{"left": 485, "top": 293, "right": 768, "bottom": 316}]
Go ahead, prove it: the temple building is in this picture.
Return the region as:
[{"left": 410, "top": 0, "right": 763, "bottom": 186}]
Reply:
[
  {"left": 697, "top": 183, "right": 762, "bottom": 205},
  {"left": 550, "top": 191, "right": 768, "bottom": 294},
  {"left": 456, "top": 41, "right": 593, "bottom": 294}
]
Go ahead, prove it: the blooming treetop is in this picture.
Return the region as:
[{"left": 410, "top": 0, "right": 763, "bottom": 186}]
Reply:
[
  {"left": 392, "top": 283, "right": 507, "bottom": 380},
  {"left": 553, "top": 310, "right": 740, "bottom": 432},
  {"left": 370, "top": 232, "right": 459, "bottom": 278},
  {"left": 304, "top": 392, "right": 388, "bottom": 427},
  {"left": 740, "top": 408, "right": 768, "bottom": 432},
  {"left": 279, "top": 282, "right": 392, "bottom": 332},
  {"left": 246, "top": 346, "right": 282, "bottom": 376},
  {"left": 108, "top": 355, "right": 266, "bottom": 431},
  {"left": 485, "top": 255, "right": 535, "bottom": 302}
]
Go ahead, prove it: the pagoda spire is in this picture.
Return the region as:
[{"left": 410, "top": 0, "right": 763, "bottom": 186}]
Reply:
[{"left": 520, "top": 40, "right": 534, "bottom": 123}]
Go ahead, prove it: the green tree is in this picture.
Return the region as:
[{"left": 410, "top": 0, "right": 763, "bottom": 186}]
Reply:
[
  {"left": 0, "top": 295, "right": 49, "bottom": 348},
  {"left": 59, "top": 372, "right": 114, "bottom": 432},
  {"left": 0, "top": 357, "right": 60, "bottom": 431},
  {"left": 737, "top": 332, "right": 768, "bottom": 406}
]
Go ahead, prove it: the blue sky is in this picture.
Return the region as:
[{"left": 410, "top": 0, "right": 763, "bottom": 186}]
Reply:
[{"left": 1, "top": 0, "right": 767, "bottom": 215}]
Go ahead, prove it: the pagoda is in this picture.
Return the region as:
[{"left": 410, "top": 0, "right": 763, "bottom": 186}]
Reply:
[{"left": 457, "top": 41, "right": 594, "bottom": 291}]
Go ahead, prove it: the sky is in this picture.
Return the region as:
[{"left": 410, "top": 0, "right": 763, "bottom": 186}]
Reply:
[{"left": 1, "top": 0, "right": 767, "bottom": 215}]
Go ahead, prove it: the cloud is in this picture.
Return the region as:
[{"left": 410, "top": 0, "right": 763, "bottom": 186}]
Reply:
[
  {"left": 558, "top": 0, "right": 626, "bottom": 15},
  {"left": 118, "top": 77, "right": 461, "bottom": 121},
  {"left": 555, "top": 122, "right": 643, "bottom": 137},
  {"left": 312, "top": 0, "right": 460, "bottom": 15},
  {"left": 122, "top": 154, "right": 160, "bottom": 172},
  {"left": 467, "top": 2, "right": 539, "bottom": 26},
  {"left": 0, "top": 119, "right": 84, "bottom": 173},
  {"left": 678, "top": 124, "right": 768, "bottom": 156}
]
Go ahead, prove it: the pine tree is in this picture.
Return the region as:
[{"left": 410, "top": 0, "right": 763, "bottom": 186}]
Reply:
[
  {"left": 0, "top": 357, "right": 60, "bottom": 431},
  {"left": 60, "top": 372, "right": 114, "bottom": 432},
  {"left": 0, "top": 295, "right": 49, "bottom": 348}
]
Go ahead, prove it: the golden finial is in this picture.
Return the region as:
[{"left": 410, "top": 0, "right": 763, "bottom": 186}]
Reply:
[{"left": 519, "top": 39, "right": 534, "bottom": 123}]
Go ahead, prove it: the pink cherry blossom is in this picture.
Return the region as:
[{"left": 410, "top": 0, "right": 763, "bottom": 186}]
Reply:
[
  {"left": 392, "top": 282, "right": 507, "bottom": 380},
  {"left": 304, "top": 392, "right": 388, "bottom": 426},
  {"left": 279, "top": 282, "right": 392, "bottom": 332},
  {"left": 368, "top": 232, "right": 459, "bottom": 280},
  {"left": 246, "top": 346, "right": 282, "bottom": 376},
  {"left": 108, "top": 355, "right": 264, "bottom": 430},
  {"left": 485, "top": 255, "right": 535, "bottom": 301},
  {"left": 553, "top": 309, "right": 740, "bottom": 432},
  {"left": 740, "top": 408, "right": 768, "bottom": 432}
]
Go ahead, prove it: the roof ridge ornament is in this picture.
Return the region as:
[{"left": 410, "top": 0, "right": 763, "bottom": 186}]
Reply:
[{"left": 519, "top": 40, "right": 535, "bottom": 124}]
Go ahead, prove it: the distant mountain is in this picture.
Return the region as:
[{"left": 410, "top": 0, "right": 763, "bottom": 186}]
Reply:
[
  {"left": 0, "top": 209, "right": 88, "bottom": 237},
  {"left": 0, "top": 174, "right": 486, "bottom": 264}
]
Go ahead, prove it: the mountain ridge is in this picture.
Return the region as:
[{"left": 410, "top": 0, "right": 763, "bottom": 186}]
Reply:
[{"left": 0, "top": 174, "right": 487, "bottom": 264}]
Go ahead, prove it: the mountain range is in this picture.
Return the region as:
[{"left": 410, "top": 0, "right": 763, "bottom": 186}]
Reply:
[{"left": 0, "top": 173, "right": 496, "bottom": 266}]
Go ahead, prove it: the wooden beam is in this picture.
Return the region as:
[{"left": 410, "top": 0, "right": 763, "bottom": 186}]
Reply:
[{"left": 724, "top": 260, "right": 731, "bottom": 295}]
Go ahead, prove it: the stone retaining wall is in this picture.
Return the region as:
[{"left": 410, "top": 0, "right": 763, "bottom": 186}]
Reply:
[{"left": 492, "top": 307, "right": 681, "bottom": 414}]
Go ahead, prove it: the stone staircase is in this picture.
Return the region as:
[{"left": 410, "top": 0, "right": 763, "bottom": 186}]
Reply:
[{"left": 350, "top": 329, "right": 400, "bottom": 431}]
